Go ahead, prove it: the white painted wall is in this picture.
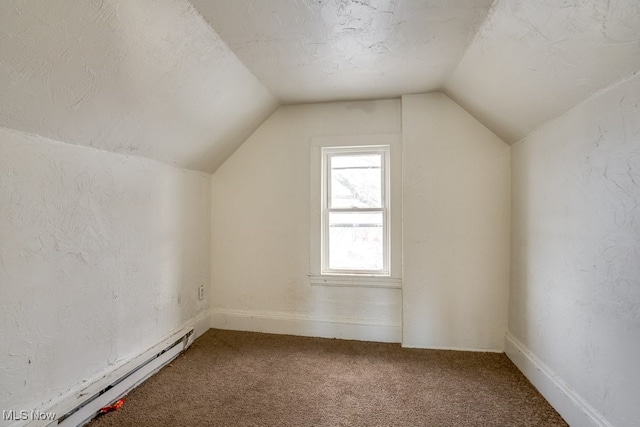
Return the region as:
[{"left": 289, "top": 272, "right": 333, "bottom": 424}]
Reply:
[
  {"left": 509, "top": 74, "right": 640, "bottom": 427},
  {"left": 401, "top": 93, "right": 511, "bottom": 351},
  {"left": 0, "top": 128, "right": 211, "bottom": 421},
  {"left": 210, "top": 100, "right": 403, "bottom": 342},
  {"left": 211, "top": 94, "right": 511, "bottom": 351}
]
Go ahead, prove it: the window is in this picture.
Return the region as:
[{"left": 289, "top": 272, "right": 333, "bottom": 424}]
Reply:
[
  {"left": 309, "top": 134, "right": 401, "bottom": 288},
  {"left": 322, "top": 146, "right": 389, "bottom": 275}
]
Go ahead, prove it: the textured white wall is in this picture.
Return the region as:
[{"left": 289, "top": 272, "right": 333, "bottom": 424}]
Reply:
[
  {"left": 401, "top": 93, "right": 511, "bottom": 351},
  {"left": 510, "top": 74, "right": 640, "bottom": 427},
  {"left": 0, "top": 128, "right": 211, "bottom": 418},
  {"left": 210, "top": 100, "right": 402, "bottom": 338}
]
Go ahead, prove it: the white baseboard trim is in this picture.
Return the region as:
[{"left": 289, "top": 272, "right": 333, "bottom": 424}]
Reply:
[
  {"left": 401, "top": 343, "right": 503, "bottom": 353},
  {"left": 504, "top": 332, "right": 612, "bottom": 427},
  {"left": 18, "top": 312, "right": 211, "bottom": 427},
  {"left": 210, "top": 308, "right": 401, "bottom": 343}
]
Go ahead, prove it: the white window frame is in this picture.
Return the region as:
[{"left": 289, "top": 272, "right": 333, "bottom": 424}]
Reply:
[
  {"left": 309, "top": 134, "right": 402, "bottom": 289},
  {"left": 322, "top": 146, "right": 390, "bottom": 275}
]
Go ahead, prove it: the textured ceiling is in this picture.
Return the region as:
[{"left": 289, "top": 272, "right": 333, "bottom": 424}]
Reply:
[
  {"left": 445, "top": 0, "right": 640, "bottom": 143},
  {"left": 190, "top": 0, "right": 494, "bottom": 103},
  {"left": 1, "top": 0, "right": 639, "bottom": 172}
]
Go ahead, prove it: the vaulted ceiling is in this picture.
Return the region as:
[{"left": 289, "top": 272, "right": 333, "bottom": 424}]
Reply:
[{"left": 1, "top": 0, "right": 639, "bottom": 173}]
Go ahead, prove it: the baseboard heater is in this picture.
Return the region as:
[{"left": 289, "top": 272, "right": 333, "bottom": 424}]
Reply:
[{"left": 48, "top": 328, "right": 194, "bottom": 427}]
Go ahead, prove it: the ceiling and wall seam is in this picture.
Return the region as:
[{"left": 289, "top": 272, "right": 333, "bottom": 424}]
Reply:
[
  {"left": 282, "top": 96, "right": 401, "bottom": 107},
  {"left": 441, "top": 0, "right": 502, "bottom": 90},
  {"left": 512, "top": 67, "right": 640, "bottom": 146},
  {"left": 0, "top": 124, "right": 214, "bottom": 179},
  {"left": 182, "top": 0, "right": 283, "bottom": 172},
  {"left": 183, "top": 1, "right": 279, "bottom": 105}
]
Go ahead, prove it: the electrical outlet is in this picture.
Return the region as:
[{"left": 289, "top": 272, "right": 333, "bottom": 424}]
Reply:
[{"left": 198, "top": 284, "right": 205, "bottom": 301}]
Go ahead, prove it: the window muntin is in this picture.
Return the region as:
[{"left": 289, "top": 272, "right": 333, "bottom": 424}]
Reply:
[{"left": 322, "top": 146, "right": 390, "bottom": 275}]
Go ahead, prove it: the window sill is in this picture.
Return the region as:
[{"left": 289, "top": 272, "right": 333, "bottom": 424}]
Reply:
[{"left": 309, "top": 274, "right": 401, "bottom": 289}]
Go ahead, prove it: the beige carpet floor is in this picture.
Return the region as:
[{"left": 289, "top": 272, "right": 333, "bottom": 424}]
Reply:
[{"left": 88, "top": 329, "right": 567, "bottom": 427}]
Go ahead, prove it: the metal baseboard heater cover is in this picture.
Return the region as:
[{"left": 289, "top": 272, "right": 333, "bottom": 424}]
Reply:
[{"left": 49, "top": 328, "right": 193, "bottom": 427}]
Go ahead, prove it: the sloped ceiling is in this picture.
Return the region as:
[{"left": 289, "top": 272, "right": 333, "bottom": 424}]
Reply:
[
  {"left": 1, "top": 0, "right": 639, "bottom": 172},
  {"left": 445, "top": 0, "right": 640, "bottom": 143},
  {"left": 0, "top": 0, "right": 277, "bottom": 173}
]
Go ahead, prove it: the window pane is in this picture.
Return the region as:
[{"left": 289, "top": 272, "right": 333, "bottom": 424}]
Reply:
[
  {"left": 328, "top": 212, "right": 383, "bottom": 271},
  {"left": 330, "top": 154, "right": 382, "bottom": 208}
]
